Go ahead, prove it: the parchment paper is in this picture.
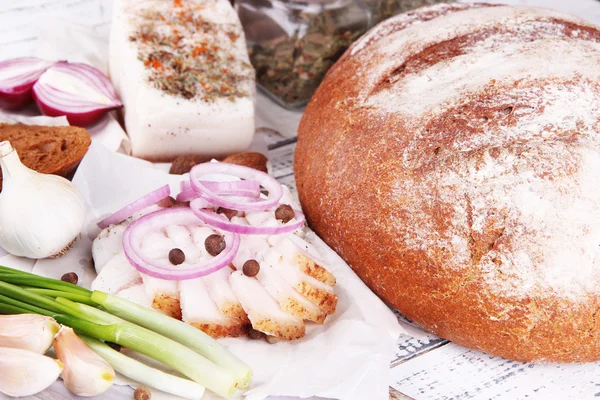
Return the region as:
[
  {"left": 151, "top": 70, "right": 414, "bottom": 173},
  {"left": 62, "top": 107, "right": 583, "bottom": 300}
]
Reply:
[{"left": 0, "top": 18, "right": 414, "bottom": 400}]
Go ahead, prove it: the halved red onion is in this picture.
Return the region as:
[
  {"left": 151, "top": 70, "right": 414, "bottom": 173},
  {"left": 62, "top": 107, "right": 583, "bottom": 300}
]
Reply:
[
  {"left": 97, "top": 185, "right": 171, "bottom": 229},
  {"left": 32, "top": 61, "right": 122, "bottom": 126},
  {"left": 191, "top": 200, "right": 305, "bottom": 235},
  {"left": 190, "top": 163, "right": 282, "bottom": 211},
  {"left": 0, "top": 57, "right": 54, "bottom": 110},
  {"left": 122, "top": 207, "right": 239, "bottom": 280}
]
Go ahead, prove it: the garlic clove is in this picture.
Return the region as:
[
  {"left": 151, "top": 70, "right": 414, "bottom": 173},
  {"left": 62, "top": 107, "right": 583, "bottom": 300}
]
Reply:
[
  {"left": 54, "top": 326, "right": 115, "bottom": 397},
  {"left": 0, "top": 314, "right": 59, "bottom": 353},
  {"left": 0, "top": 347, "right": 63, "bottom": 397},
  {"left": 0, "top": 141, "right": 86, "bottom": 259}
]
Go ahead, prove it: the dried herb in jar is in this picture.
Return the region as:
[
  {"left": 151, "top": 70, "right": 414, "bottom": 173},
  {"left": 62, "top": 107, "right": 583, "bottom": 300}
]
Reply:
[
  {"left": 368, "top": 0, "right": 449, "bottom": 23},
  {"left": 239, "top": 0, "right": 449, "bottom": 108},
  {"left": 242, "top": 0, "right": 369, "bottom": 108}
]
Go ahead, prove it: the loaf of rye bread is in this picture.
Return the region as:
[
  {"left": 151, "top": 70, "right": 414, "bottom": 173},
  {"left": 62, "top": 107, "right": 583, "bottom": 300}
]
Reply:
[
  {"left": 0, "top": 124, "right": 91, "bottom": 190},
  {"left": 295, "top": 3, "right": 600, "bottom": 362}
]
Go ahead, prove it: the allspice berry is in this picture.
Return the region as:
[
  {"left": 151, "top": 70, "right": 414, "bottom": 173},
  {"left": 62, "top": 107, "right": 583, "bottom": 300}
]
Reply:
[
  {"left": 247, "top": 328, "right": 264, "bottom": 340},
  {"left": 168, "top": 248, "right": 185, "bottom": 265},
  {"left": 60, "top": 272, "right": 78, "bottom": 285},
  {"left": 275, "top": 204, "right": 295, "bottom": 223},
  {"left": 106, "top": 342, "right": 122, "bottom": 352},
  {"left": 205, "top": 234, "right": 226, "bottom": 256},
  {"left": 217, "top": 207, "right": 238, "bottom": 220},
  {"left": 134, "top": 387, "right": 152, "bottom": 400},
  {"left": 242, "top": 259, "right": 260, "bottom": 277}
]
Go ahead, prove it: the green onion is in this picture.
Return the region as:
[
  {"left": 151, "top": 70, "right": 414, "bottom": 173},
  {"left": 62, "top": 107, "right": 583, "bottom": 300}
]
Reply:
[
  {"left": 0, "top": 301, "right": 31, "bottom": 315},
  {"left": 0, "top": 294, "right": 56, "bottom": 316},
  {"left": 0, "top": 281, "right": 85, "bottom": 317},
  {"left": 0, "top": 273, "right": 90, "bottom": 295},
  {"left": 53, "top": 314, "right": 236, "bottom": 398},
  {"left": 91, "top": 290, "right": 252, "bottom": 388},
  {"left": 0, "top": 266, "right": 251, "bottom": 398},
  {"left": 80, "top": 336, "right": 206, "bottom": 400},
  {"left": 54, "top": 297, "right": 122, "bottom": 325},
  {"left": 24, "top": 289, "right": 95, "bottom": 306}
]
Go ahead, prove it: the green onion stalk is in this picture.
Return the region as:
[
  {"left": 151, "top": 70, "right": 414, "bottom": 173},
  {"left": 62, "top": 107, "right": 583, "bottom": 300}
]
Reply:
[{"left": 0, "top": 265, "right": 252, "bottom": 398}]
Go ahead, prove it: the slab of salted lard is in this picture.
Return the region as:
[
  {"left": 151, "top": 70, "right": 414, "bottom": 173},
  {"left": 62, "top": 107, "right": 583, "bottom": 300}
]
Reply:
[
  {"left": 255, "top": 260, "right": 326, "bottom": 323},
  {"left": 187, "top": 225, "right": 247, "bottom": 321},
  {"left": 229, "top": 271, "right": 305, "bottom": 340},
  {"left": 140, "top": 274, "right": 181, "bottom": 319},
  {"left": 91, "top": 251, "right": 142, "bottom": 294},
  {"left": 92, "top": 223, "right": 128, "bottom": 274},
  {"left": 109, "top": 0, "right": 255, "bottom": 161},
  {"left": 268, "top": 235, "right": 336, "bottom": 287},
  {"left": 117, "top": 284, "right": 153, "bottom": 309},
  {"left": 202, "top": 266, "right": 248, "bottom": 322},
  {"left": 264, "top": 250, "right": 338, "bottom": 316},
  {"left": 92, "top": 204, "right": 162, "bottom": 273},
  {"left": 180, "top": 278, "right": 246, "bottom": 338}
]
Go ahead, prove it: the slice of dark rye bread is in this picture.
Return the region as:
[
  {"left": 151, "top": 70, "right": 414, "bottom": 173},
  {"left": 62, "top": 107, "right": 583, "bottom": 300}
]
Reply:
[{"left": 0, "top": 123, "right": 91, "bottom": 191}]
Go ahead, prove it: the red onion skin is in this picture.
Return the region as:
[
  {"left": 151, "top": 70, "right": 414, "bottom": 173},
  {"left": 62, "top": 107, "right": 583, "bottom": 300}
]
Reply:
[
  {"left": 190, "top": 163, "right": 283, "bottom": 211},
  {"left": 0, "top": 86, "right": 34, "bottom": 110},
  {"left": 33, "top": 92, "right": 115, "bottom": 127},
  {"left": 97, "top": 185, "right": 171, "bottom": 229},
  {"left": 191, "top": 204, "right": 306, "bottom": 236},
  {"left": 0, "top": 57, "right": 55, "bottom": 110},
  {"left": 122, "top": 207, "right": 239, "bottom": 280}
]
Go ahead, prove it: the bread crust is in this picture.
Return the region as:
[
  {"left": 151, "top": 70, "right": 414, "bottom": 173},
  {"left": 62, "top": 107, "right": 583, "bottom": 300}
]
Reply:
[
  {"left": 295, "top": 3, "right": 600, "bottom": 362},
  {"left": 0, "top": 123, "right": 91, "bottom": 190}
]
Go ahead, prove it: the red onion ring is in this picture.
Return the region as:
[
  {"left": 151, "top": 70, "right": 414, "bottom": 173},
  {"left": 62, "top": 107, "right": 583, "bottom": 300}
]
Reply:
[
  {"left": 177, "top": 179, "right": 261, "bottom": 203},
  {"left": 175, "top": 188, "right": 198, "bottom": 202},
  {"left": 0, "top": 57, "right": 54, "bottom": 110},
  {"left": 97, "top": 185, "right": 171, "bottom": 229},
  {"left": 190, "top": 163, "right": 282, "bottom": 211},
  {"left": 122, "top": 207, "right": 239, "bottom": 280},
  {"left": 190, "top": 201, "right": 306, "bottom": 235},
  {"left": 181, "top": 180, "right": 261, "bottom": 196}
]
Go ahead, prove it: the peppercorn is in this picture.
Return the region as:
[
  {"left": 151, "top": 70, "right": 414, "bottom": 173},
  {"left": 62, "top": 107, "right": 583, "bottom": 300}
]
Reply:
[
  {"left": 156, "top": 196, "right": 176, "bottom": 208},
  {"left": 205, "top": 234, "right": 226, "bottom": 256},
  {"left": 168, "top": 248, "right": 186, "bottom": 265},
  {"left": 134, "top": 387, "right": 152, "bottom": 400},
  {"left": 217, "top": 207, "right": 238, "bottom": 220},
  {"left": 275, "top": 204, "right": 295, "bottom": 223},
  {"left": 247, "top": 328, "right": 264, "bottom": 340},
  {"left": 60, "top": 272, "right": 78, "bottom": 285},
  {"left": 242, "top": 259, "right": 260, "bottom": 277}
]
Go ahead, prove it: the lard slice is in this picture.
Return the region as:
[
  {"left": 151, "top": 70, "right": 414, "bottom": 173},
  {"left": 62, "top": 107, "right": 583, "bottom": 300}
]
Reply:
[{"left": 110, "top": 0, "right": 255, "bottom": 161}]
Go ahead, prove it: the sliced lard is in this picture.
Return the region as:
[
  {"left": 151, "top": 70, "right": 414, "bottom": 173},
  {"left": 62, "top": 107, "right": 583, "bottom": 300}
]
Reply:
[
  {"left": 91, "top": 251, "right": 141, "bottom": 294},
  {"left": 229, "top": 271, "right": 305, "bottom": 340},
  {"left": 180, "top": 278, "right": 246, "bottom": 338}
]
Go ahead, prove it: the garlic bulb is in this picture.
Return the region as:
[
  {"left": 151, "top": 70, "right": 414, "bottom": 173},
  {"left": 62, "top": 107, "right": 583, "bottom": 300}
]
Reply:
[
  {"left": 0, "top": 347, "right": 63, "bottom": 397},
  {"left": 0, "top": 314, "right": 59, "bottom": 353},
  {"left": 0, "top": 140, "right": 85, "bottom": 258},
  {"left": 54, "top": 326, "right": 115, "bottom": 397}
]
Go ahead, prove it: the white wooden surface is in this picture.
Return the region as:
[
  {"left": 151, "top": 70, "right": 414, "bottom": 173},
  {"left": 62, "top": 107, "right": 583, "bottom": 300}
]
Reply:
[{"left": 2, "top": 0, "right": 600, "bottom": 399}]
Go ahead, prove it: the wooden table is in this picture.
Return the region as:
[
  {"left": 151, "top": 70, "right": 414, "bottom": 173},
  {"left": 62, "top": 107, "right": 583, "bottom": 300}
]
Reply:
[{"left": 2, "top": 1, "right": 600, "bottom": 399}]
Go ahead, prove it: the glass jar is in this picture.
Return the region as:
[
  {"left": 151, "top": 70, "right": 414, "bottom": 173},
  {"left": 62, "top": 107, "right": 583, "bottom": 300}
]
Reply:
[{"left": 236, "top": 0, "right": 449, "bottom": 109}]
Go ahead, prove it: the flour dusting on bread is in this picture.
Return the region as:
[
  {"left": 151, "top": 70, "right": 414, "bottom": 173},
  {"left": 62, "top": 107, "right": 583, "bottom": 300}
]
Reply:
[{"left": 296, "top": 2, "right": 600, "bottom": 362}]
